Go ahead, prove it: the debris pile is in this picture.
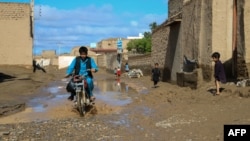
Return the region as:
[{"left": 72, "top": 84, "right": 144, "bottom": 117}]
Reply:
[{"left": 127, "top": 69, "right": 143, "bottom": 78}]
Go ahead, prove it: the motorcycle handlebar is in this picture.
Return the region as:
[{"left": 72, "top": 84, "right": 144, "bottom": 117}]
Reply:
[{"left": 65, "top": 69, "right": 94, "bottom": 80}]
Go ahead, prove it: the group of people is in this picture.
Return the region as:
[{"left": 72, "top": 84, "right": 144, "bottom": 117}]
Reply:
[
  {"left": 151, "top": 53, "right": 227, "bottom": 96},
  {"left": 113, "top": 67, "right": 121, "bottom": 77},
  {"left": 151, "top": 52, "right": 226, "bottom": 95},
  {"left": 113, "top": 62, "right": 130, "bottom": 78},
  {"left": 64, "top": 47, "right": 226, "bottom": 102}
]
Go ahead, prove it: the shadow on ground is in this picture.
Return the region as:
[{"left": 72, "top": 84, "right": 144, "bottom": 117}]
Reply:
[
  {"left": 0, "top": 73, "right": 16, "bottom": 83},
  {"left": 207, "top": 88, "right": 225, "bottom": 95}
]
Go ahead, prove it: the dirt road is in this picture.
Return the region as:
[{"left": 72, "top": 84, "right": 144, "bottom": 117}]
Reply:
[{"left": 0, "top": 65, "right": 250, "bottom": 141}]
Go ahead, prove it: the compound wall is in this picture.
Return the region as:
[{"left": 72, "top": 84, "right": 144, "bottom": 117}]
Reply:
[{"left": 0, "top": 3, "right": 33, "bottom": 65}]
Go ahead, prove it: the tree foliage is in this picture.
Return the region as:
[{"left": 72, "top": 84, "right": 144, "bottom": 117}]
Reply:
[
  {"left": 126, "top": 22, "right": 158, "bottom": 54},
  {"left": 149, "top": 22, "right": 158, "bottom": 32}
]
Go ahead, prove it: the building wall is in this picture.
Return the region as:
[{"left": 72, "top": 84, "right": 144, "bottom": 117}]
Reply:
[
  {"left": 170, "top": 22, "right": 182, "bottom": 81},
  {"left": 152, "top": 0, "right": 213, "bottom": 82},
  {"left": 181, "top": 0, "right": 202, "bottom": 60},
  {"left": 105, "top": 52, "right": 119, "bottom": 70},
  {"left": 152, "top": 10, "right": 183, "bottom": 82},
  {"left": 152, "top": 20, "right": 182, "bottom": 82},
  {"left": 126, "top": 54, "right": 152, "bottom": 75},
  {"left": 70, "top": 46, "right": 80, "bottom": 56},
  {"left": 181, "top": 0, "right": 214, "bottom": 81},
  {"left": 97, "top": 38, "right": 129, "bottom": 48},
  {"left": 235, "top": 0, "right": 250, "bottom": 79},
  {"left": 127, "top": 33, "right": 144, "bottom": 39},
  {"left": 170, "top": 0, "right": 234, "bottom": 82},
  {"left": 167, "top": 0, "right": 203, "bottom": 82},
  {"left": 104, "top": 53, "right": 152, "bottom": 76},
  {"left": 151, "top": 21, "right": 170, "bottom": 78},
  {"left": 199, "top": 0, "right": 213, "bottom": 81},
  {"left": 97, "top": 38, "right": 118, "bottom": 49},
  {"left": 0, "top": 3, "right": 33, "bottom": 65},
  {"left": 237, "top": 0, "right": 250, "bottom": 63},
  {"left": 243, "top": 0, "right": 250, "bottom": 78},
  {"left": 212, "top": 0, "right": 233, "bottom": 62},
  {"left": 97, "top": 38, "right": 129, "bottom": 53},
  {"left": 97, "top": 53, "right": 109, "bottom": 68},
  {"left": 152, "top": 0, "right": 250, "bottom": 84},
  {"left": 168, "top": 0, "right": 183, "bottom": 17},
  {"left": 41, "top": 50, "right": 56, "bottom": 58},
  {"left": 97, "top": 55, "right": 106, "bottom": 68},
  {"left": 244, "top": 1, "right": 250, "bottom": 64},
  {"left": 180, "top": 0, "right": 234, "bottom": 81}
]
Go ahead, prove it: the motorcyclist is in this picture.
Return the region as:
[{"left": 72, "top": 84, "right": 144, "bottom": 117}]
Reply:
[{"left": 65, "top": 46, "right": 98, "bottom": 101}]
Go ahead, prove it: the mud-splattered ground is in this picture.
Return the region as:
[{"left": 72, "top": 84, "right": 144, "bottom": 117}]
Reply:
[{"left": 1, "top": 65, "right": 250, "bottom": 141}]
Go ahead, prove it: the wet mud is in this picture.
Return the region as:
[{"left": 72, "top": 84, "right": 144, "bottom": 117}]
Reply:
[
  {"left": 0, "top": 75, "right": 141, "bottom": 124},
  {"left": 1, "top": 66, "right": 250, "bottom": 141}
]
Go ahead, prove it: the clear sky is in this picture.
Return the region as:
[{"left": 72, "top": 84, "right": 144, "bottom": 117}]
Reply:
[{"left": 3, "top": 0, "right": 168, "bottom": 55}]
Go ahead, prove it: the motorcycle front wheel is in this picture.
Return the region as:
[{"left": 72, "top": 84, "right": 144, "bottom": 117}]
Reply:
[{"left": 77, "top": 91, "right": 86, "bottom": 117}]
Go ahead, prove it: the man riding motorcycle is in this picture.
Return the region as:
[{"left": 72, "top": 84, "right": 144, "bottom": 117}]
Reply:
[{"left": 65, "top": 46, "right": 98, "bottom": 101}]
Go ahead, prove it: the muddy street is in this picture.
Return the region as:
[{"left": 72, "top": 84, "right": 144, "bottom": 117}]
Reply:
[
  {"left": 1, "top": 66, "right": 250, "bottom": 141},
  {"left": 0, "top": 74, "right": 137, "bottom": 124}
]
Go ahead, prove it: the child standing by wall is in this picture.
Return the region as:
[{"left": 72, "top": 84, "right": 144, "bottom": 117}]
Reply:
[
  {"left": 211, "top": 52, "right": 226, "bottom": 95},
  {"left": 114, "top": 67, "right": 117, "bottom": 76},
  {"left": 152, "top": 63, "right": 161, "bottom": 88},
  {"left": 117, "top": 67, "right": 121, "bottom": 78},
  {"left": 125, "top": 62, "right": 129, "bottom": 72}
]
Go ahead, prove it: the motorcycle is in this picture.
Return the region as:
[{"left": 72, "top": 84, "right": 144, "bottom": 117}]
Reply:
[{"left": 72, "top": 75, "right": 94, "bottom": 117}]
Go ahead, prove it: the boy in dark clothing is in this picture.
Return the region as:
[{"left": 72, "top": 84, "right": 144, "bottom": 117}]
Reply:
[
  {"left": 211, "top": 52, "right": 226, "bottom": 95},
  {"left": 152, "top": 63, "right": 161, "bottom": 88}
]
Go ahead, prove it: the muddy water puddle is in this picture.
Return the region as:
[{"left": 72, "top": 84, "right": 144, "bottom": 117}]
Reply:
[{"left": 0, "top": 77, "right": 141, "bottom": 124}]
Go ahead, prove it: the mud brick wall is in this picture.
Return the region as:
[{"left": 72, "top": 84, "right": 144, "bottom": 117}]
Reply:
[
  {"left": 237, "top": 57, "right": 249, "bottom": 79},
  {"left": 106, "top": 53, "right": 118, "bottom": 70},
  {"left": 0, "top": 3, "right": 33, "bottom": 65},
  {"left": 126, "top": 54, "right": 152, "bottom": 76},
  {"left": 168, "top": 0, "right": 183, "bottom": 17},
  {"left": 236, "top": 0, "right": 250, "bottom": 79},
  {"left": 0, "top": 3, "right": 29, "bottom": 20},
  {"left": 152, "top": 0, "right": 213, "bottom": 83},
  {"left": 41, "top": 50, "right": 57, "bottom": 58},
  {"left": 151, "top": 21, "right": 171, "bottom": 82},
  {"left": 181, "top": 0, "right": 202, "bottom": 60},
  {"left": 176, "top": 71, "right": 198, "bottom": 89},
  {"left": 242, "top": 1, "right": 250, "bottom": 64},
  {"left": 182, "top": 0, "right": 213, "bottom": 82}
]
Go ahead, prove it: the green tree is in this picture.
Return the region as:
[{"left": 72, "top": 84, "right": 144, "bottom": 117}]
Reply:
[
  {"left": 126, "top": 40, "right": 136, "bottom": 51},
  {"left": 149, "top": 22, "right": 158, "bottom": 32},
  {"left": 126, "top": 22, "right": 158, "bottom": 53},
  {"left": 143, "top": 31, "right": 151, "bottom": 39}
]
